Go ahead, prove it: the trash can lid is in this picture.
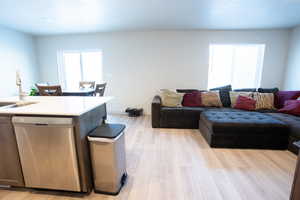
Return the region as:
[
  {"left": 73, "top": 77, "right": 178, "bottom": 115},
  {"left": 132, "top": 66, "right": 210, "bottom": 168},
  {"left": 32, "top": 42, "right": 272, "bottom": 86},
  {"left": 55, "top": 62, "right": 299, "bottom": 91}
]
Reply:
[{"left": 89, "top": 123, "right": 126, "bottom": 139}]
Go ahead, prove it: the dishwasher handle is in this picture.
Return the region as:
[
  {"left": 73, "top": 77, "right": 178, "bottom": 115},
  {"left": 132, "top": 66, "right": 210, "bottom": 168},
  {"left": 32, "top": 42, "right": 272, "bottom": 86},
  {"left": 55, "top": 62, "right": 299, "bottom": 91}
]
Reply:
[
  {"left": 12, "top": 116, "right": 74, "bottom": 126},
  {"left": 34, "top": 123, "right": 49, "bottom": 126}
]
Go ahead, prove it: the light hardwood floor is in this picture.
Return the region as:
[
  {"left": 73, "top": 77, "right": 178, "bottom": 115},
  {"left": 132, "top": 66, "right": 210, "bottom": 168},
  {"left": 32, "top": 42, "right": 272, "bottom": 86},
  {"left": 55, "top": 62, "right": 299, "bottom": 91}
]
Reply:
[{"left": 0, "top": 115, "right": 297, "bottom": 200}]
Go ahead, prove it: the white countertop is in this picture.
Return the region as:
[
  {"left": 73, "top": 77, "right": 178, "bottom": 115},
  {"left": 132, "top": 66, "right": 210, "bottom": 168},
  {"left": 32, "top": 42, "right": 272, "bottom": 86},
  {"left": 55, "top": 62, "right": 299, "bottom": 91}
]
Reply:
[{"left": 0, "top": 96, "right": 113, "bottom": 116}]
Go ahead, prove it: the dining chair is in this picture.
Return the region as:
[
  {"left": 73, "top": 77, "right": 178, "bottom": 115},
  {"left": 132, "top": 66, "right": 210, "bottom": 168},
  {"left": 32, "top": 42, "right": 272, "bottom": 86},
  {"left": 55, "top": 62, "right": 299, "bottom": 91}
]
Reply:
[
  {"left": 79, "top": 81, "right": 96, "bottom": 89},
  {"left": 94, "top": 83, "right": 107, "bottom": 96},
  {"left": 35, "top": 82, "right": 49, "bottom": 87},
  {"left": 37, "top": 85, "right": 63, "bottom": 96}
]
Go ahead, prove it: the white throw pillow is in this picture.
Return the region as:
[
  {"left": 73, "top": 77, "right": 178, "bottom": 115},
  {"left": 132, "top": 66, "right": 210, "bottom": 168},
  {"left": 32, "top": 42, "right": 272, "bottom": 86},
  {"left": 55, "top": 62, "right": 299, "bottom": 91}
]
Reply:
[{"left": 160, "top": 89, "right": 183, "bottom": 107}]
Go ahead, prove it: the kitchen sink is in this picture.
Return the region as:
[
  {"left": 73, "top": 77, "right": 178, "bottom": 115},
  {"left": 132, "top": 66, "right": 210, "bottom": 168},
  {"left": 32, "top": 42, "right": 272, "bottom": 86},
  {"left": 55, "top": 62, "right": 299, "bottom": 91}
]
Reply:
[{"left": 0, "top": 102, "right": 15, "bottom": 107}]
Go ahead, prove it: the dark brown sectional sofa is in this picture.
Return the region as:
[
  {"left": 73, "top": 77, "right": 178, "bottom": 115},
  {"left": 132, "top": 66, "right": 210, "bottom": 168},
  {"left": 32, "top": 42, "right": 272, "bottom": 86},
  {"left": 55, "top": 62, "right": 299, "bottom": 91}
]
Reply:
[
  {"left": 152, "top": 95, "right": 237, "bottom": 128},
  {"left": 151, "top": 93, "right": 300, "bottom": 154}
]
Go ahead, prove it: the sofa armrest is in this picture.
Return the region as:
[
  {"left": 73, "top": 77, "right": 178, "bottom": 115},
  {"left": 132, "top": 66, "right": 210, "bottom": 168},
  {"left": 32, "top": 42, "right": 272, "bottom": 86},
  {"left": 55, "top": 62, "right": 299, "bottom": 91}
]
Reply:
[{"left": 152, "top": 95, "right": 162, "bottom": 128}]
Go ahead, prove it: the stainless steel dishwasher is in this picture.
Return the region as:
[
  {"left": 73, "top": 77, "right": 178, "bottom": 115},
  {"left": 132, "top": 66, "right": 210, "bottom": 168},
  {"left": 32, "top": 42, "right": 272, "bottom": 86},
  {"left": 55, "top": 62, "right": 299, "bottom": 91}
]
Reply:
[{"left": 12, "top": 116, "right": 81, "bottom": 192}]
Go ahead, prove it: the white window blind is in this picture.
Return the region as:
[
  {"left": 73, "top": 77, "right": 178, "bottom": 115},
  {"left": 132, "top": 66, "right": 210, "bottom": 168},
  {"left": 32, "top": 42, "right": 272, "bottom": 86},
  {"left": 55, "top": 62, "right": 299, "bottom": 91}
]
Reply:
[
  {"left": 57, "top": 50, "right": 103, "bottom": 89},
  {"left": 208, "top": 44, "right": 265, "bottom": 89}
]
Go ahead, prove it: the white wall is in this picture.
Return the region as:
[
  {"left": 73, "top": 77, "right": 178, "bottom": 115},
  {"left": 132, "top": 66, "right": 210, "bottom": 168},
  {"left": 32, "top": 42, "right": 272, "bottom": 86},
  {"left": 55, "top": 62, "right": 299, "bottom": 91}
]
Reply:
[
  {"left": 283, "top": 26, "right": 300, "bottom": 90},
  {"left": 36, "top": 30, "right": 290, "bottom": 114},
  {"left": 0, "top": 26, "right": 38, "bottom": 97}
]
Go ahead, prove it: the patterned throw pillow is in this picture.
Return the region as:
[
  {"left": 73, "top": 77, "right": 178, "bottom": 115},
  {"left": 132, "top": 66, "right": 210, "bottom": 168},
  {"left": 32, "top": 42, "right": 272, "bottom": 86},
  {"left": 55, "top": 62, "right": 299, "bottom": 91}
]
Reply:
[
  {"left": 229, "top": 92, "right": 253, "bottom": 108},
  {"left": 253, "top": 92, "right": 275, "bottom": 110},
  {"left": 160, "top": 89, "right": 184, "bottom": 107},
  {"left": 201, "top": 91, "right": 222, "bottom": 107}
]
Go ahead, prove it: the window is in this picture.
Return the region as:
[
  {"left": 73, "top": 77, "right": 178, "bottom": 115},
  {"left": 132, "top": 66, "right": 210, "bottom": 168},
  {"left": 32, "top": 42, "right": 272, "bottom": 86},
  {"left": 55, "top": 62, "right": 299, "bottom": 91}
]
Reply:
[
  {"left": 208, "top": 44, "right": 265, "bottom": 89},
  {"left": 58, "top": 50, "right": 103, "bottom": 89}
]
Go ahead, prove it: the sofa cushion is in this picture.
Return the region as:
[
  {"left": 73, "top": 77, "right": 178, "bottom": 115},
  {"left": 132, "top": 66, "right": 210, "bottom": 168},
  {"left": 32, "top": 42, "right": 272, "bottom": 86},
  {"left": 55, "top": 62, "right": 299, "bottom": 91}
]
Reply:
[
  {"left": 210, "top": 85, "right": 232, "bottom": 107},
  {"left": 161, "top": 106, "right": 206, "bottom": 119},
  {"left": 268, "top": 113, "right": 300, "bottom": 138},
  {"left": 160, "top": 107, "right": 240, "bottom": 121},
  {"left": 200, "top": 111, "right": 288, "bottom": 135},
  {"left": 234, "top": 88, "right": 257, "bottom": 92},
  {"left": 255, "top": 109, "right": 279, "bottom": 113},
  {"left": 176, "top": 89, "right": 200, "bottom": 93},
  {"left": 258, "top": 87, "right": 279, "bottom": 94},
  {"left": 275, "top": 90, "right": 300, "bottom": 109},
  {"left": 159, "top": 107, "right": 240, "bottom": 129},
  {"left": 205, "top": 107, "right": 241, "bottom": 112},
  {"left": 210, "top": 85, "right": 232, "bottom": 91}
]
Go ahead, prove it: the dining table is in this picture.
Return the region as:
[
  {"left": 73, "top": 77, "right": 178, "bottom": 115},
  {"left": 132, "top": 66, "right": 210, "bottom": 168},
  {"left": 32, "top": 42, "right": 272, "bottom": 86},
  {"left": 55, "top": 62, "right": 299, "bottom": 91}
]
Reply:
[
  {"left": 37, "top": 88, "right": 95, "bottom": 96},
  {"left": 62, "top": 88, "right": 95, "bottom": 96}
]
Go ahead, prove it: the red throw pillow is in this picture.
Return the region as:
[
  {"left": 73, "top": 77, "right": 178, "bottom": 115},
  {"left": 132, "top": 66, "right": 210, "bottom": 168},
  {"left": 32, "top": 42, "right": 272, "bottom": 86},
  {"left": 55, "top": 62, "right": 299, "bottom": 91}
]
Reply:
[
  {"left": 275, "top": 91, "right": 300, "bottom": 109},
  {"left": 279, "top": 100, "right": 300, "bottom": 116},
  {"left": 234, "top": 95, "right": 256, "bottom": 111},
  {"left": 182, "top": 91, "right": 203, "bottom": 107}
]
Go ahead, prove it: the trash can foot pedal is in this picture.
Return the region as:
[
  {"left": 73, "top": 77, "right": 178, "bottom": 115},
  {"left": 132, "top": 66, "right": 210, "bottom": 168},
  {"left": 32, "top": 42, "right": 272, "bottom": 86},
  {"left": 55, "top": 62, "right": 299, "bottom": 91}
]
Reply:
[{"left": 94, "top": 173, "right": 128, "bottom": 196}]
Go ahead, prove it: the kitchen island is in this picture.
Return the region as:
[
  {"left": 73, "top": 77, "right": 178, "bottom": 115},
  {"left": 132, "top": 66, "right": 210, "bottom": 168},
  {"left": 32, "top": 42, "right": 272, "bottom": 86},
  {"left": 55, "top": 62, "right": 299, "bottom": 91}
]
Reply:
[{"left": 0, "top": 96, "right": 112, "bottom": 193}]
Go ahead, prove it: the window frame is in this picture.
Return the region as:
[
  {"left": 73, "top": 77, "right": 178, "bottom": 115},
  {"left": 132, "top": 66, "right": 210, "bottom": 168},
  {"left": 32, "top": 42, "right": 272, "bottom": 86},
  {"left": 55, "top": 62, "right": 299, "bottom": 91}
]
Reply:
[
  {"left": 57, "top": 49, "right": 103, "bottom": 89},
  {"left": 207, "top": 43, "right": 265, "bottom": 90}
]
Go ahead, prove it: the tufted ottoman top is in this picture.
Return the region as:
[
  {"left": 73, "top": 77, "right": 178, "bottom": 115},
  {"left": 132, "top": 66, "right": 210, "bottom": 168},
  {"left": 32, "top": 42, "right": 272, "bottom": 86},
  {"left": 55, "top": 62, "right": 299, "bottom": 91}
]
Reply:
[{"left": 200, "top": 111, "right": 288, "bottom": 135}]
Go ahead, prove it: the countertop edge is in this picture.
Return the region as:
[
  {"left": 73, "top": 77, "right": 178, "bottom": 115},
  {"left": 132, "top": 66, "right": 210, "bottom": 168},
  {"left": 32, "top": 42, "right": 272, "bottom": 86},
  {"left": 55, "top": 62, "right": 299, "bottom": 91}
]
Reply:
[{"left": 0, "top": 96, "right": 113, "bottom": 116}]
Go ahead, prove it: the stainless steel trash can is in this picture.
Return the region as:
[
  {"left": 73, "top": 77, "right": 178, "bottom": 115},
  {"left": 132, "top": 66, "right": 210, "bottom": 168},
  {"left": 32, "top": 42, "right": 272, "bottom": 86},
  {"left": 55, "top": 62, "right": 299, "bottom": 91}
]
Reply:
[{"left": 88, "top": 123, "right": 127, "bottom": 195}]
